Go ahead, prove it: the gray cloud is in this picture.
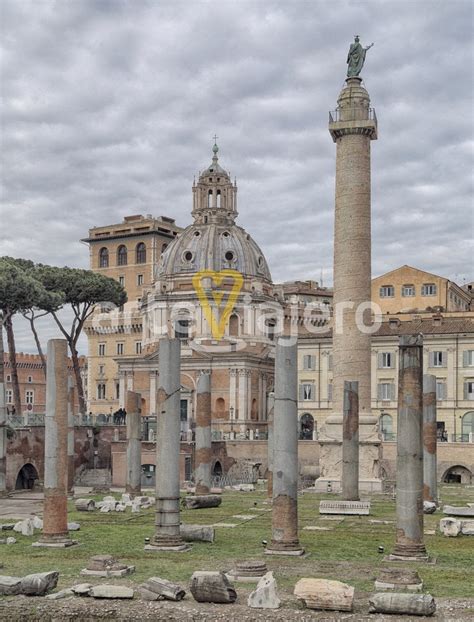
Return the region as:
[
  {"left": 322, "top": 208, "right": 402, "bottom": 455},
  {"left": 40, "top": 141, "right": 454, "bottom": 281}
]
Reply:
[{"left": 1, "top": 0, "right": 473, "bottom": 354}]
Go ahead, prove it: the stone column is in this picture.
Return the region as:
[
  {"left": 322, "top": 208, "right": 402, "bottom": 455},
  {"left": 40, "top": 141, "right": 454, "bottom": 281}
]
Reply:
[
  {"left": 266, "top": 391, "right": 274, "bottom": 498},
  {"left": 149, "top": 372, "right": 157, "bottom": 416},
  {"left": 146, "top": 339, "right": 188, "bottom": 551},
  {"left": 195, "top": 371, "right": 211, "bottom": 495},
  {"left": 315, "top": 73, "right": 381, "bottom": 494},
  {"left": 126, "top": 390, "right": 142, "bottom": 496},
  {"left": 423, "top": 374, "right": 437, "bottom": 505},
  {"left": 389, "top": 335, "right": 428, "bottom": 561},
  {"left": 67, "top": 377, "right": 75, "bottom": 495},
  {"left": 119, "top": 373, "right": 126, "bottom": 409},
  {"left": 34, "top": 340, "right": 76, "bottom": 548},
  {"left": 342, "top": 381, "right": 359, "bottom": 501},
  {"left": 266, "top": 339, "right": 304, "bottom": 556}
]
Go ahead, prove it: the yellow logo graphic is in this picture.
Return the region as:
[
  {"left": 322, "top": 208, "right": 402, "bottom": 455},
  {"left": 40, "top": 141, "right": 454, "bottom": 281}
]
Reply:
[{"left": 192, "top": 269, "right": 244, "bottom": 340}]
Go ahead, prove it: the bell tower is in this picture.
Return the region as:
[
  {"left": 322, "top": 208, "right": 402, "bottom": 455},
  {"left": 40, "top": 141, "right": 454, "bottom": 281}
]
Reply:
[{"left": 192, "top": 139, "right": 238, "bottom": 226}]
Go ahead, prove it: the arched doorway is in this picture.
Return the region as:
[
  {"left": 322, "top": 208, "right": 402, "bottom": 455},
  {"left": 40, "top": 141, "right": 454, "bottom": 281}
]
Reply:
[
  {"left": 141, "top": 464, "right": 155, "bottom": 488},
  {"left": 15, "top": 463, "right": 39, "bottom": 490},
  {"left": 442, "top": 465, "right": 472, "bottom": 484},
  {"left": 461, "top": 412, "right": 474, "bottom": 442},
  {"left": 212, "top": 460, "right": 223, "bottom": 478},
  {"left": 299, "top": 413, "right": 314, "bottom": 440}
]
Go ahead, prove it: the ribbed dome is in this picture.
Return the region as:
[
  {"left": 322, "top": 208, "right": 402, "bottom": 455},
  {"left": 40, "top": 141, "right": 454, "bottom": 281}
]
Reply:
[{"left": 157, "top": 222, "right": 272, "bottom": 282}]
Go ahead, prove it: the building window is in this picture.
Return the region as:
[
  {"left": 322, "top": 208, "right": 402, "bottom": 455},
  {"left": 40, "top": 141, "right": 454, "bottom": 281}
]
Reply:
[
  {"left": 328, "top": 354, "right": 333, "bottom": 371},
  {"left": 464, "top": 381, "right": 474, "bottom": 401},
  {"left": 136, "top": 242, "right": 146, "bottom": 264},
  {"left": 402, "top": 284, "right": 415, "bottom": 297},
  {"left": 300, "top": 383, "right": 314, "bottom": 401},
  {"left": 25, "top": 390, "right": 34, "bottom": 405},
  {"left": 327, "top": 383, "right": 333, "bottom": 401},
  {"left": 378, "top": 352, "right": 394, "bottom": 369},
  {"left": 175, "top": 318, "right": 190, "bottom": 340},
  {"left": 6, "top": 375, "right": 11, "bottom": 382},
  {"left": 115, "top": 382, "right": 120, "bottom": 400},
  {"left": 380, "top": 285, "right": 395, "bottom": 298},
  {"left": 27, "top": 375, "right": 33, "bottom": 383},
  {"left": 118, "top": 276, "right": 125, "bottom": 287},
  {"left": 137, "top": 274, "right": 144, "bottom": 286},
  {"left": 97, "top": 383, "right": 106, "bottom": 400},
  {"left": 117, "top": 343, "right": 124, "bottom": 355},
  {"left": 98, "top": 343, "right": 106, "bottom": 356},
  {"left": 117, "top": 245, "right": 128, "bottom": 266},
  {"left": 430, "top": 351, "right": 446, "bottom": 367},
  {"left": 380, "top": 413, "right": 393, "bottom": 441},
  {"left": 436, "top": 381, "right": 447, "bottom": 401},
  {"left": 135, "top": 341, "right": 142, "bottom": 355},
  {"left": 99, "top": 247, "right": 109, "bottom": 268},
  {"left": 378, "top": 382, "right": 395, "bottom": 401},
  {"left": 229, "top": 314, "right": 239, "bottom": 337},
  {"left": 6, "top": 390, "right": 13, "bottom": 404},
  {"left": 421, "top": 283, "right": 437, "bottom": 296},
  {"left": 463, "top": 350, "right": 474, "bottom": 367},
  {"left": 98, "top": 365, "right": 104, "bottom": 376},
  {"left": 461, "top": 412, "right": 474, "bottom": 439},
  {"left": 303, "top": 355, "right": 316, "bottom": 370}
]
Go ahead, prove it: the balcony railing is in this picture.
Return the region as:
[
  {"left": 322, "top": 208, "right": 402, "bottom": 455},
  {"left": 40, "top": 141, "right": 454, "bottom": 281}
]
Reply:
[{"left": 329, "top": 107, "right": 377, "bottom": 124}]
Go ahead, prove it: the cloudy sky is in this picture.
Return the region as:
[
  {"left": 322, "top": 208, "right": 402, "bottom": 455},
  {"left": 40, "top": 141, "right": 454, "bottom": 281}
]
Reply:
[{"left": 1, "top": 0, "right": 473, "bottom": 353}]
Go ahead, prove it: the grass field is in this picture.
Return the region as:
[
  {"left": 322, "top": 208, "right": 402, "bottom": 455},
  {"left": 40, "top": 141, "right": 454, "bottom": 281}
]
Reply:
[{"left": 1, "top": 483, "right": 473, "bottom": 601}]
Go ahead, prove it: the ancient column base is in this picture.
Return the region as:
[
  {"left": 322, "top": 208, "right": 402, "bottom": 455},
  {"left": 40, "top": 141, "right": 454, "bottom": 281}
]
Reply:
[
  {"left": 385, "top": 543, "right": 434, "bottom": 563},
  {"left": 33, "top": 534, "right": 78, "bottom": 549},
  {"left": 145, "top": 535, "right": 190, "bottom": 552},
  {"left": 312, "top": 478, "right": 383, "bottom": 494},
  {"left": 265, "top": 542, "right": 305, "bottom": 556}
]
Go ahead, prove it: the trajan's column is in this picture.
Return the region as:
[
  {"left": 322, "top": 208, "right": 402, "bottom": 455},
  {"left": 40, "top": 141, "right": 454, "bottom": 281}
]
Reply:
[{"left": 315, "top": 37, "right": 382, "bottom": 493}]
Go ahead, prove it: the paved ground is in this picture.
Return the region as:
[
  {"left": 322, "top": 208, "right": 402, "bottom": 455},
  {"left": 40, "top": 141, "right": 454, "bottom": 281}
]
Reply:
[{"left": 0, "top": 492, "right": 44, "bottom": 520}]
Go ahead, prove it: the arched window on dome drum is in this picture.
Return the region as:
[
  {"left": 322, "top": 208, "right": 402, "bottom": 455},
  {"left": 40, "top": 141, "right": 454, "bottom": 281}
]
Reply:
[
  {"left": 229, "top": 314, "right": 239, "bottom": 337},
  {"left": 161, "top": 243, "right": 168, "bottom": 253},
  {"left": 99, "top": 247, "right": 109, "bottom": 268},
  {"left": 208, "top": 189, "right": 213, "bottom": 207},
  {"left": 136, "top": 242, "right": 146, "bottom": 264},
  {"left": 216, "top": 190, "right": 221, "bottom": 208},
  {"left": 117, "top": 245, "right": 128, "bottom": 266}
]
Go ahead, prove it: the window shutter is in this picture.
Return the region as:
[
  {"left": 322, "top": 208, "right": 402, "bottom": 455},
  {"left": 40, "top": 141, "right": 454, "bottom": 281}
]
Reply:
[
  {"left": 442, "top": 383, "right": 447, "bottom": 400},
  {"left": 429, "top": 352, "right": 434, "bottom": 367},
  {"left": 390, "top": 384, "right": 396, "bottom": 401},
  {"left": 310, "top": 355, "right": 316, "bottom": 370},
  {"left": 464, "top": 383, "right": 468, "bottom": 400},
  {"left": 377, "top": 384, "right": 383, "bottom": 400},
  {"left": 310, "top": 383, "right": 315, "bottom": 399},
  {"left": 390, "top": 353, "right": 395, "bottom": 368},
  {"left": 378, "top": 353, "right": 383, "bottom": 369},
  {"left": 463, "top": 351, "right": 469, "bottom": 367},
  {"left": 299, "top": 385, "right": 305, "bottom": 401},
  {"left": 441, "top": 352, "right": 447, "bottom": 368}
]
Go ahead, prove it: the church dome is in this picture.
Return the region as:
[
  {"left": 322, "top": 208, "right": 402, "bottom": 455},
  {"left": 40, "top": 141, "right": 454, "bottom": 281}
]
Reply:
[
  {"left": 156, "top": 142, "right": 272, "bottom": 283},
  {"left": 157, "top": 221, "right": 272, "bottom": 281}
]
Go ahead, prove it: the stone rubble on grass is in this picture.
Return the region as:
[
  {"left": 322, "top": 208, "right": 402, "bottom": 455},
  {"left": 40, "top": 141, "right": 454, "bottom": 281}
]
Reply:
[
  {"left": 189, "top": 571, "right": 237, "bottom": 603},
  {"left": 115, "top": 503, "right": 126, "bottom": 512},
  {"left": 248, "top": 571, "right": 280, "bottom": 609},
  {"left": 32, "top": 516, "right": 43, "bottom": 529},
  {"left": 75, "top": 499, "right": 96, "bottom": 512},
  {"left": 369, "top": 592, "right": 436, "bottom": 616},
  {"left": 139, "top": 576, "right": 186, "bottom": 601},
  {"left": 294, "top": 578, "right": 354, "bottom": 612},
  {"left": 90, "top": 585, "right": 134, "bottom": 599},
  {"left": 13, "top": 518, "right": 35, "bottom": 536},
  {"left": 81, "top": 554, "right": 135, "bottom": 578},
  {"left": 121, "top": 493, "right": 132, "bottom": 505},
  {"left": 0, "top": 524, "right": 15, "bottom": 531},
  {"left": 0, "top": 571, "right": 59, "bottom": 596},
  {"left": 71, "top": 583, "right": 93, "bottom": 596},
  {"left": 423, "top": 501, "right": 437, "bottom": 514},
  {"left": 45, "top": 588, "right": 75, "bottom": 600},
  {"left": 6, "top": 537, "right": 16, "bottom": 545},
  {"left": 442, "top": 505, "right": 474, "bottom": 517},
  {"left": 461, "top": 519, "right": 474, "bottom": 535},
  {"left": 131, "top": 499, "right": 141, "bottom": 513},
  {"left": 439, "top": 517, "right": 461, "bottom": 537},
  {"left": 180, "top": 524, "right": 215, "bottom": 543},
  {"left": 68, "top": 522, "right": 81, "bottom": 531}
]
